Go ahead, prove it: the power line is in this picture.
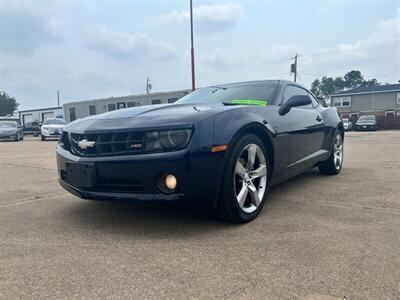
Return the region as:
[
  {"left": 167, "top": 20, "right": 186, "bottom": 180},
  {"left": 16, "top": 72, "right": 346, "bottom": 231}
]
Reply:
[{"left": 298, "top": 44, "right": 399, "bottom": 57}]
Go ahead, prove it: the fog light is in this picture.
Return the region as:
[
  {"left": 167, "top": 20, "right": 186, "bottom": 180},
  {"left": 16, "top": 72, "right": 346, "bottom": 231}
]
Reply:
[
  {"left": 165, "top": 174, "right": 177, "bottom": 190},
  {"left": 157, "top": 173, "right": 178, "bottom": 194}
]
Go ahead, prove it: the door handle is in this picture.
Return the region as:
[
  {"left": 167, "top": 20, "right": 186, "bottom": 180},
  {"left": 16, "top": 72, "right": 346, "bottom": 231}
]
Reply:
[{"left": 316, "top": 116, "right": 322, "bottom": 122}]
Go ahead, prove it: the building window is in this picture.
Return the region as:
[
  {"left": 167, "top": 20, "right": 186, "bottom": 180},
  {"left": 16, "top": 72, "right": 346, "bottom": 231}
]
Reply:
[
  {"left": 69, "top": 107, "right": 76, "bottom": 122},
  {"left": 117, "top": 102, "right": 126, "bottom": 110},
  {"left": 385, "top": 111, "right": 395, "bottom": 117},
  {"left": 151, "top": 99, "right": 161, "bottom": 105},
  {"left": 127, "top": 102, "right": 136, "bottom": 108},
  {"left": 333, "top": 98, "right": 342, "bottom": 107},
  {"left": 333, "top": 96, "right": 351, "bottom": 107},
  {"left": 168, "top": 98, "right": 178, "bottom": 103},
  {"left": 89, "top": 105, "right": 96, "bottom": 115},
  {"left": 397, "top": 93, "right": 400, "bottom": 104},
  {"left": 108, "top": 103, "right": 116, "bottom": 111}
]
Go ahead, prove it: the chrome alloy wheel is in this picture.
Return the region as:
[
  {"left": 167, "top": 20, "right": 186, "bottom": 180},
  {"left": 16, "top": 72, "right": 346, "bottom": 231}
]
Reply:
[
  {"left": 333, "top": 134, "right": 343, "bottom": 170},
  {"left": 234, "top": 144, "right": 268, "bottom": 214}
]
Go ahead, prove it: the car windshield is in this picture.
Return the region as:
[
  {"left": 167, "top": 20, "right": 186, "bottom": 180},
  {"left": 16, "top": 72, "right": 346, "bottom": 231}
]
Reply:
[
  {"left": 43, "top": 119, "right": 67, "bottom": 125},
  {"left": 0, "top": 121, "right": 17, "bottom": 128},
  {"left": 176, "top": 82, "right": 278, "bottom": 105},
  {"left": 359, "top": 115, "right": 375, "bottom": 121}
]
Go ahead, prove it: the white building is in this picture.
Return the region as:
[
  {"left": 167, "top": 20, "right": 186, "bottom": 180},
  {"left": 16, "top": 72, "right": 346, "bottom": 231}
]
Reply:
[
  {"left": 62, "top": 90, "right": 190, "bottom": 123},
  {"left": 18, "top": 107, "right": 64, "bottom": 126}
]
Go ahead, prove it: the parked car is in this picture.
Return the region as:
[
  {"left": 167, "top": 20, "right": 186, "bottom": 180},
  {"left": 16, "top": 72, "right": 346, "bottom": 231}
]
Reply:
[
  {"left": 23, "top": 121, "right": 42, "bottom": 137},
  {"left": 342, "top": 118, "right": 353, "bottom": 131},
  {"left": 355, "top": 115, "right": 378, "bottom": 131},
  {"left": 57, "top": 80, "right": 344, "bottom": 223},
  {"left": 41, "top": 118, "right": 67, "bottom": 140},
  {"left": 0, "top": 121, "right": 24, "bottom": 141}
]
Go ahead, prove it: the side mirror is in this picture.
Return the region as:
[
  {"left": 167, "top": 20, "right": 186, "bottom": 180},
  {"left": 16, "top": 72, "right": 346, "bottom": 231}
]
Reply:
[{"left": 279, "top": 95, "right": 312, "bottom": 116}]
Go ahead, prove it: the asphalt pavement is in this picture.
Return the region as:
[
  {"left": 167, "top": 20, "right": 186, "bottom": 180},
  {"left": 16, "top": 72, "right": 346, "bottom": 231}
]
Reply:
[{"left": 0, "top": 131, "right": 399, "bottom": 299}]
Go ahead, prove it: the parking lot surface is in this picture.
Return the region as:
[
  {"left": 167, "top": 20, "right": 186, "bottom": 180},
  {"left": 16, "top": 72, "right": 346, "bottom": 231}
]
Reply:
[{"left": 0, "top": 131, "right": 399, "bottom": 299}]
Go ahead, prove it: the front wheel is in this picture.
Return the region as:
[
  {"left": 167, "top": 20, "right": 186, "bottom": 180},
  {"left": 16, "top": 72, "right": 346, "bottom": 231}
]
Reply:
[
  {"left": 319, "top": 131, "right": 343, "bottom": 175},
  {"left": 41, "top": 135, "right": 46, "bottom": 141},
  {"left": 217, "top": 134, "right": 270, "bottom": 223}
]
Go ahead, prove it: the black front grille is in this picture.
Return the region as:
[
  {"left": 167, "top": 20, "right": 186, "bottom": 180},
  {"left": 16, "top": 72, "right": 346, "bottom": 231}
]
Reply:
[{"left": 68, "top": 132, "right": 145, "bottom": 157}]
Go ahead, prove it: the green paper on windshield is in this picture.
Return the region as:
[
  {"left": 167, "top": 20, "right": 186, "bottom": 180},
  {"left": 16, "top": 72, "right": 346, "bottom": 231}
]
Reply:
[{"left": 231, "top": 99, "right": 268, "bottom": 106}]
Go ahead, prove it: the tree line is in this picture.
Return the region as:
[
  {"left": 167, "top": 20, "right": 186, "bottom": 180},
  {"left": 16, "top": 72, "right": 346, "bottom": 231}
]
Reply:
[
  {"left": 0, "top": 92, "right": 19, "bottom": 116},
  {"left": 310, "top": 70, "right": 380, "bottom": 98}
]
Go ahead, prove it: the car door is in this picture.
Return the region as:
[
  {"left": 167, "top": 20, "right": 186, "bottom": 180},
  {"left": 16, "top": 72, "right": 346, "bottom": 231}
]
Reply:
[{"left": 273, "top": 85, "right": 325, "bottom": 180}]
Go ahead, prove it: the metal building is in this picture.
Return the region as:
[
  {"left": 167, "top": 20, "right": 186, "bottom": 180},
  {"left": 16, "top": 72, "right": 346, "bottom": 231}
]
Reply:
[
  {"left": 18, "top": 107, "right": 64, "bottom": 126},
  {"left": 62, "top": 90, "right": 190, "bottom": 123}
]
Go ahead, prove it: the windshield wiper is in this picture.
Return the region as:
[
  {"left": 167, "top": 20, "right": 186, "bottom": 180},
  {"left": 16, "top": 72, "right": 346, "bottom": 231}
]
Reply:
[{"left": 210, "top": 86, "right": 227, "bottom": 93}]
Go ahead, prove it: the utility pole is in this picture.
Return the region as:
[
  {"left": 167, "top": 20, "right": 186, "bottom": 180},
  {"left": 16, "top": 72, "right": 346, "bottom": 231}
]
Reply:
[
  {"left": 291, "top": 53, "right": 298, "bottom": 82},
  {"left": 190, "top": 0, "right": 196, "bottom": 91},
  {"left": 146, "top": 77, "right": 152, "bottom": 95},
  {"left": 57, "top": 90, "right": 60, "bottom": 107}
]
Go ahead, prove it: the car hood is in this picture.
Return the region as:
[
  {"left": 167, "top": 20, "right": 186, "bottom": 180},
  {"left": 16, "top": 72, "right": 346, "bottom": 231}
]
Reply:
[
  {"left": 65, "top": 103, "right": 234, "bottom": 133},
  {"left": 0, "top": 127, "right": 16, "bottom": 132}
]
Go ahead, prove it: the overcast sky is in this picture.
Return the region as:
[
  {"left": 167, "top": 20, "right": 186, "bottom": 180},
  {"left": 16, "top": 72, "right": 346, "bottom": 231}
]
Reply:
[{"left": 0, "top": 0, "right": 399, "bottom": 110}]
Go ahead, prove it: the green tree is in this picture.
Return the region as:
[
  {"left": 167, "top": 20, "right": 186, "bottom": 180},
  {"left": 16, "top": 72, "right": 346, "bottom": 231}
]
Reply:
[
  {"left": 0, "top": 92, "right": 19, "bottom": 116},
  {"left": 361, "top": 78, "right": 380, "bottom": 87},
  {"left": 310, "top": 70, "right": 380, "bottom": 97},
  {"left": 310, "top": 79, "right": 321, "bottom": 96},
  {"left": 344, "top": 70, "right": 364, "bottom": 89}
]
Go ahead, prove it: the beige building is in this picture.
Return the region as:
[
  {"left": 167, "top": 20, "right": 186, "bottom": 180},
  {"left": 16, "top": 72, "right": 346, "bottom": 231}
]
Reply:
[{"left": 330, "top": 84, "right": 400, "bottom": 129}]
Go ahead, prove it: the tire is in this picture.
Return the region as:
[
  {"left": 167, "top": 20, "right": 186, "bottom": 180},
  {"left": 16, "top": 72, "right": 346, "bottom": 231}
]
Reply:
[
  {"left": 33, "top": 133, "right": 38, "bottom": 137},
  {"left": 217, "top": 134, "right": 270, "bottom": 223},
  {"left": 319, "top": 130, "right": 344, "bottom": 175},
  {"left": 41, "top": 135, "right": 45, "bottom": 141}
]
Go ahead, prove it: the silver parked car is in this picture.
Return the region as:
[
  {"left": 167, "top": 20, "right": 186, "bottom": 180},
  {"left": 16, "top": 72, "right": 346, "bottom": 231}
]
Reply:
[{"left": 342, "top": 118, "right": 353, "bottom": 131}]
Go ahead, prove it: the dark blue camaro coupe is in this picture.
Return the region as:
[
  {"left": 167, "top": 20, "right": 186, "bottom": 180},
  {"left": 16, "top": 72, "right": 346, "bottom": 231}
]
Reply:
[{"left": 57, "top": 80, "right": 344, "bottom": 222}]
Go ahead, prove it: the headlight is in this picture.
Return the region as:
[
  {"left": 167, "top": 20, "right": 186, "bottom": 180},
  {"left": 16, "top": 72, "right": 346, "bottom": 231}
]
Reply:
[
  {"left": 42, "top": 127, "right": 48, "bottom": 131},
  {"left": 144, "top": 129, "right": 192, "bottom": 152}
]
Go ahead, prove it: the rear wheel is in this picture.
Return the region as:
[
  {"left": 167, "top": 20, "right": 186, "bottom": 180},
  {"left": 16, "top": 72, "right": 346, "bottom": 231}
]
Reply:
[
  {"left": 217, "top": 134, "right": 270, "bottom": 223},
  {"left": 319, "top": 131, "right": 343, "bottom": 175}
]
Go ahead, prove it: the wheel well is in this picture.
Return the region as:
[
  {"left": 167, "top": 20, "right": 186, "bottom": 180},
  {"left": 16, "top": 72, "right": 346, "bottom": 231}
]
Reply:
[{"left": 239, "top": 124, "right": 275, "bottom": 178}]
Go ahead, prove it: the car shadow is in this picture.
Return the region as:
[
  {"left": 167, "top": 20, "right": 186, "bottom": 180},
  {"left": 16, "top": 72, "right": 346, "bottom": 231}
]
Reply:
[
  {"left": 268, "top": 168, "right": 322, "bottom": 199},
  {"left": 64, "top": 199, "right": 235, "bottom": 239},
  {"left": 63, "top": 168, "right": 324, "bottom": 238}
]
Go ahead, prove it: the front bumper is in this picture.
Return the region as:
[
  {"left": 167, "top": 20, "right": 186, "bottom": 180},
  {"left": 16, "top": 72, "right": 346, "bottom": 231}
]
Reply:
[
  {"left": 355, "top": 124, "right": 377, "bottom": 131},
  {"left": 42, "top": 129, "right": 62, "bottom": 137},
  {"left": 0, "top": 134, "right": 16, "bottom": 140},
  {"left": 56, "top": 145, "right": 224, "bottom": 210}
]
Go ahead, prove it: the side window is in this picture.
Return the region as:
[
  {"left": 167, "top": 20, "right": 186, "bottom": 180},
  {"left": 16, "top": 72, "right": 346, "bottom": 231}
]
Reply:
[{"left": 282, "top": 85, "right": 312, "bottom": 108}]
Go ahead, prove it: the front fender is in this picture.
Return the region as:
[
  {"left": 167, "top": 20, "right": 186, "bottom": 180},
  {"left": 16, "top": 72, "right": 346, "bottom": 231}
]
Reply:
[{"left": 212, "top": 108, "right": 276, "bottom": 147}]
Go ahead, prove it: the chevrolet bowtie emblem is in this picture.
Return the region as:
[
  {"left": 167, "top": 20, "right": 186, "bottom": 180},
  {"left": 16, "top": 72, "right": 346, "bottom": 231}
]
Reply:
[{"left": 78, "top": 139, "right": 96, "bottom": 149}]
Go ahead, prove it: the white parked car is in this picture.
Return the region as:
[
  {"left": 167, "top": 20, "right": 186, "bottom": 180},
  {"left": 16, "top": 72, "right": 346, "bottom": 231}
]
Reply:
[
  {"left": 41, "top": 118, "right": 67, "bottom": 141},
  {"left": 342, "top": 118, "right": 353, "bottom": 131}
]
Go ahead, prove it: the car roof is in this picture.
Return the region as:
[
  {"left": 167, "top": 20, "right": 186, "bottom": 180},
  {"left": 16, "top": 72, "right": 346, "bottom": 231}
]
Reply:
[{"left": 207, "top": 79, "right": 302, "bottom": 88}]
